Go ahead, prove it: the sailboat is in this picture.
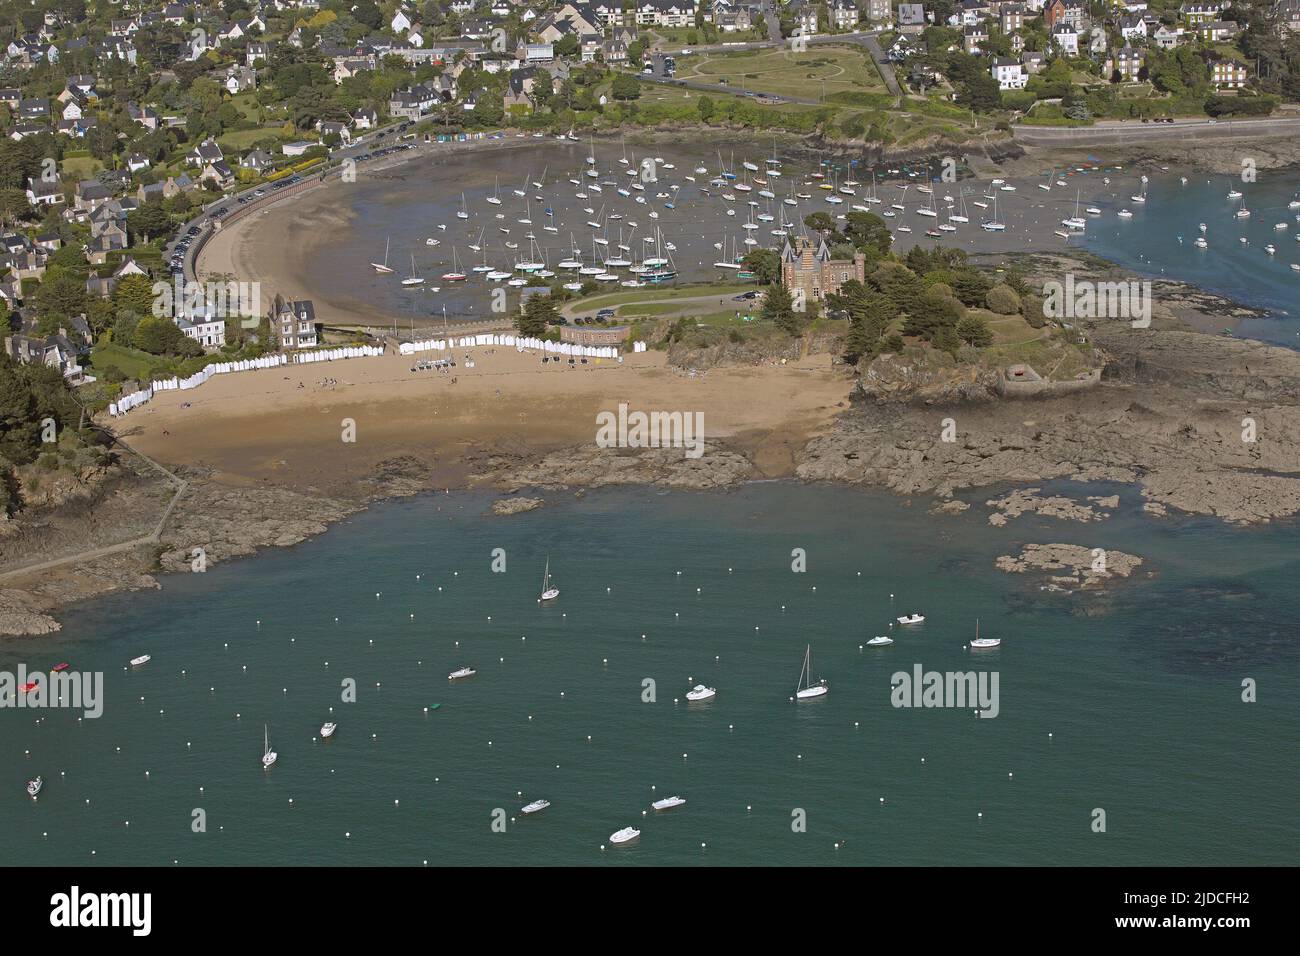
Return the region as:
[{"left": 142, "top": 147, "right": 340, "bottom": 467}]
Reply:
[
  {"left": 371, "top": 237, "right": 395, "bottom": 274},
  {"left": 261, "top": 725, "right": 277, "bottom": 769},
  {"left": 538, "top": 557, "right": 559, "bottom": 603},
  {"left": 486, "top": 177, "right": 503, "bottom": 205},
  {"left": 456, "top": 193, "right": 469, "bottom": 220},
  {"left": 981, "top": 193, "right": 1006, "bottom": 231},
  {"left": 1061, "top": 189, "right": 1087, "bottom": 231},
  {"left": 441, "top": 248, "right": 467, "bottom": 281},
  {"left": 401, "top": 254, "right": 424, "bottom": 286},
  {"left": 794, "top": 645, "right": 828, "bottom": 700},
  {"left": 948, "top": 188, "right": 970, "bottom": 224},
  {"left": 969, "top": 619, "right": 1001, "bottom": 649}
]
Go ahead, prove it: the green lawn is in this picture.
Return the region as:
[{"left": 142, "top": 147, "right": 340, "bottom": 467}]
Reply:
[
  {"left": 60, "top": 156, "right": 104, "bottom": 181},
  {"left": 91, "top": 342, "right": 158, "bottom": 379},
  {"left": 218, "top": 127, "right": 288, "bottom": 152},
  {"left": 673, "top": 45, "right": 885, "bottom": 101}
]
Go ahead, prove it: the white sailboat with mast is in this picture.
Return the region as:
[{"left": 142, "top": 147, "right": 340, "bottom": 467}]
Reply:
[
  {"left": 261, "top": 724, "right": 277, "bottom": 769},
  {"left": 794, "top": 645, "right": 828, "bottom": 700},
  {"left": 539, "top": 557, "right": 559, "bottom": 603},
  {"left": 371, "top": 237, "right": 395, "bottom": 274}
]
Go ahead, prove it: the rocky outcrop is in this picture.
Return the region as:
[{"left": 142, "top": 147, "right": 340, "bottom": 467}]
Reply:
[
  {"left": 155, "top": 481, "right": 360, "bottom": 573},
  {"left": 985, "top": 488, "right": 1117, "bottom": 525},
  {"left": 856, "top": 351, "right": 1001, "bottom": 405},
  {"left": 490, "top": 496, "right": 544, "bottom": 516},
  {"left": 472, "top": 443, "right": 754, "bottom": 491},
  {"left": 996, "top": 543, "right": 1144, "bottom": 590}
]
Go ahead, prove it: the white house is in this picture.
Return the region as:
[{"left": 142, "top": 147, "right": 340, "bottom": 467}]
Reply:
[{"left": 990, "top": 56, "right": 1027, "bottom": 89}]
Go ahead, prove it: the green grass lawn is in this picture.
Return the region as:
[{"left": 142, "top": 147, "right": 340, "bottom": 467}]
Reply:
[
  {"left": 91, "top": 342, "right": 158, "bottom": 379},
  {"left": 218, "top": 127, "right": 287, "bottom": 152},
  {"left": 674, "top": 46, "right": 885, "bottom": 101},
  {"left": 60, "top": 156, "right": 104, "bottom": 181}
]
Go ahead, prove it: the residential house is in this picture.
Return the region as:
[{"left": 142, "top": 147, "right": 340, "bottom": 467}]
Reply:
[
  {"left": 1106, "top": 45, "right": 1145, "bottom": 81},
  {"left": 1199, "top": 19, "right": 1238, "bottom": 41},
  {"left": 897, "top": 3, "right": 927, "bottom": 33},
  {"left": 26, "top": 177, "right": 65, "bottom": 207},
  {"left": 1043, "top": 0, "right": 1084, "bottom": 27},
  {"left": 1210, "top": 58, "right": 1249, "bottom": 88},
  {"left": 1051, "top": 22, "right": 1080, "bottom": 55},
  {"left": 964, "top": 23, "right": 989, "bottom": 52},
  {"left": 273, "top": 297, "right": 318, "bottom": 349},
  {"left": 990, "top": 56, "right": 1028, "bottom": 88}
]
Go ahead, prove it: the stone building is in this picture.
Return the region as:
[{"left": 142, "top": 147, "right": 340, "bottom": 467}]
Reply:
[{"left": 780, "top": 236, "right": 866, "bottom": 302}]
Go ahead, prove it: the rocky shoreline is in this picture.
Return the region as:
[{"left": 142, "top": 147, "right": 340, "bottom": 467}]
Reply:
[{"left": 6, "top": 237, "right": 1300, "bottom": 637}]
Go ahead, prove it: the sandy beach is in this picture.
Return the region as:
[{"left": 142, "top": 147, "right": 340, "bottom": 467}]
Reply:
[{"left": 122, "top": 347, "right": 852, "bottom": 497}]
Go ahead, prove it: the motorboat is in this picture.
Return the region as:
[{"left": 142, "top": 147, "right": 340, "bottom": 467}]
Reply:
[
  {"left": 896, "top": 613, "right": 925, "bottom": 625},
  {"left": 130, "top": 654, "right": 151, "bottom": 667},
  {"left": 521, "top": 799, "right": 551, "bottom": 815},
  {"left": 27, "top": 776, "right": 42, "bottom": 798},
  {"left": 448, "top": 666, "right": 477, "bottom": 680},
  {"left": 866, "top": 636, "right": 894, "bottom": 647},
  {"left": 320, "top": 722, "right": 337, "bottom": 738},
  {"left": 685, "top": 684, "right": 716, "bottom": 702},
  {"left": 651, "top": 796, "right": 686, "bottom": 811},
  {"left": 609, "top": 827, "right": 641, "bottom": 845}
]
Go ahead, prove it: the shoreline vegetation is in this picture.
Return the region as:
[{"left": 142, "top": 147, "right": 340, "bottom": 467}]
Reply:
[{"left": 4, "top": 132, "right": 1300, "bottom": 636}]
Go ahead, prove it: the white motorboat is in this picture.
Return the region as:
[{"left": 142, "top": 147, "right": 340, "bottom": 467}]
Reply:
[
  {"left": 129, "top": 654, "right": 151, "bottom": 667},
  {"left": 1117, "top": 209, "right": 1133, "bottom": 219},
  {"left": 866, "top": 636, "right": 894, "bottom": 647},
  {"left": 969, "top": 619, "right": 1000, "bottom": 649},
  {"left": 261, "top": 725, "right": 277, "bottom": 769},
  {"left": 896, "top": 613, "right": 925, "bottom": 625},
  {"left": 448, "top": 666, "right": 477, "bottom": 680},
  {"left": 609, "top": 827, "right": 641, "bottom": 845},
  {"left": 27, "top": 776, "right": 42, "bottom": 798},
  {"left": 1195, "top": 237, "right": 1207, "bottom": 249},
  {"left": 651, "top": 796, "right": 686, "bottom": 811},
  {"left": 521, "top": 799, "right": 551, "bottom": 815},
  {"left": 320, "top": 722, "right": 336, "bottom": 738},
  {"left": 685, "top": 684, "right": 716, "bottom": 702},
  {"left": 794, "top": 645, "right": 828, "bottom": 700},
  {"left": 539, "top": 556, "right": 559, "bottom": 602}
]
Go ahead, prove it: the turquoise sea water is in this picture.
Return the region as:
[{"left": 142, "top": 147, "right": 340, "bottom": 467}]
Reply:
[
  {"left": 2, "top": 483, "right": 1295, "bottom": 866},
  {"left": 1046, "top": 167, "right": 1300, "bottom": 345}
]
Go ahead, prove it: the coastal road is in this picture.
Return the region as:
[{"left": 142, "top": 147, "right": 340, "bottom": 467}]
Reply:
[{"left": 1013, "top": 116, "right": 1300, "bottom": 147}]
